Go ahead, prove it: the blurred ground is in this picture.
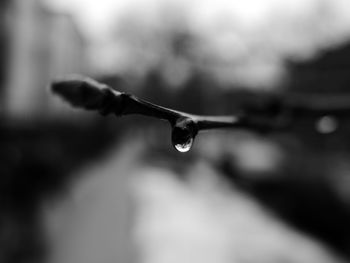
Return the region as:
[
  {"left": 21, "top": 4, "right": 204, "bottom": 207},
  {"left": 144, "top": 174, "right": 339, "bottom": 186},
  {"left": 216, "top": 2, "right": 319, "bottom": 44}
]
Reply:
[{"left": 42, "top": 135, "right": 345, "bottom": 263}]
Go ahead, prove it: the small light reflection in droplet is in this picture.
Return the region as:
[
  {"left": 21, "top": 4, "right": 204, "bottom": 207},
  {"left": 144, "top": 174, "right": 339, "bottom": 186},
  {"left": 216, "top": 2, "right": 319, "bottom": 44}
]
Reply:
[
  {"left": 316, "top": 115, "right": 338, "bottom": 134},
  {"left": 174, "top": 137, "right": 193, "bottom": 153}
]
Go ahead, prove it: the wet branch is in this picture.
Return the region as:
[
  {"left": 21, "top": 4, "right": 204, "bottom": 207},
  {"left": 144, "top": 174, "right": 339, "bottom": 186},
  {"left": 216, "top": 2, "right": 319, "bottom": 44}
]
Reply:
[{"left": 50, "top": 75, "right": 349, "bottom": 152}]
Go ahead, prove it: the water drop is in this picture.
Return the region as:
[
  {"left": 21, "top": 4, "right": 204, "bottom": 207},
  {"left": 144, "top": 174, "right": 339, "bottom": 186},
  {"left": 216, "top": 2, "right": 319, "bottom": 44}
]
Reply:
[
  {"left": 171, "top": 117, "right": 198, "bottom": 153},
  {"left": 174, "top": 137, "right": 194, "bottom": 152}
]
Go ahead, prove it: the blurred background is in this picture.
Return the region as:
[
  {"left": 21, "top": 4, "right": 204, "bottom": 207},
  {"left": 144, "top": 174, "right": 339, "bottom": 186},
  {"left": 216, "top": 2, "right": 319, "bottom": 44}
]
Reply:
[{"left": 2, "top": 0, "right": 350, "bottom": 262}]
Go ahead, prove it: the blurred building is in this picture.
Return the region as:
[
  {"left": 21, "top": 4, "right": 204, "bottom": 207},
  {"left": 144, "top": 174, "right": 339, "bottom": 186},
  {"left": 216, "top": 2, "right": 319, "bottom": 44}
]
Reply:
[
  {"left": 288, "top": 42, "right": 350, "bottom": 94},
  {"left": 4, "top": 0, "right": 88, "bottom": 119},
  {"left": 0, "top": 0, "right": 10, "bottom": 93}
]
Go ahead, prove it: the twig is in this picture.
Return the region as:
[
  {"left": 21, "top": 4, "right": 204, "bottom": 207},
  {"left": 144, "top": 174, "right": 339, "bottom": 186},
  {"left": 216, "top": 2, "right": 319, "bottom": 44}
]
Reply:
[{"left": 50, "top": 75, "right": 346, "bottom": 152}]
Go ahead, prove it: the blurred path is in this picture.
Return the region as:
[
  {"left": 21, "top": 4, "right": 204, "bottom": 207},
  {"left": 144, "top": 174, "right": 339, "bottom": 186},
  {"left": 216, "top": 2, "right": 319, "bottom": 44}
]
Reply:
[
  {"left": 43, "top": 136, "right": 345, "bottom": 263},
  {"left": 133, "top": 161, "right": 345, "bottom": 263}
]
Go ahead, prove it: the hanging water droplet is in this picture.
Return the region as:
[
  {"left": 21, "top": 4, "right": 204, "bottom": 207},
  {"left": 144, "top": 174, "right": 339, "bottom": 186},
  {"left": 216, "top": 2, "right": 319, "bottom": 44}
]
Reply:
[
  {"left": 174, "top": 137, "right": 194, "bottom": 152},
  {"left": 171, "top": 117, "right": 198, "bottom": 153}
]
